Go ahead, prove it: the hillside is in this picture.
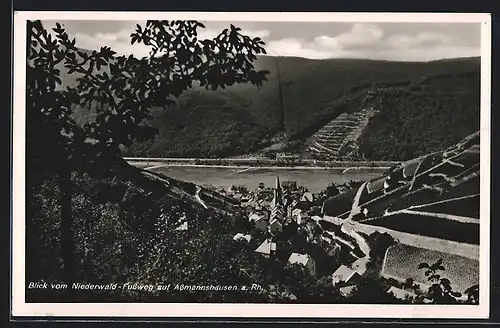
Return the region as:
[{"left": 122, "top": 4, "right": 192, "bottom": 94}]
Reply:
[
  {"left": 320, "top": 132, "right": 480, "bottom": 294},
  {"left": 26, "top": 154, "right": 368, "bottom": 304},
  {"left": 129, "top": 56, "right": 480, "bottom": 160},
  {"left": 26, "top": 157, "right": 268, "bottom": 302},
  {"left": 63, "top": 51, "right": 480, "bottom": 160},
  {"left": 323, "top": 131, "right": 480, "bottom": 245},
  {"left": 357, "top": 72, "right": 480, "bottom": 161},
  {"left": 239, "top": 56, "right": 480, "bottom": 138}
]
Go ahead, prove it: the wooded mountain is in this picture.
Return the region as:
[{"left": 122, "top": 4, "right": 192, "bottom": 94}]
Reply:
[{"left": 66, "top": 53, "right": 480, "bottom": 160}]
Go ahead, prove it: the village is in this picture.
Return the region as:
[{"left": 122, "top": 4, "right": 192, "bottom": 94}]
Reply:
[
  {"left": 214, "top": 175, "right": 430, "bottom": 302},
  {"left": 166, "top": 132, "right": 480, "bottom": 304}
]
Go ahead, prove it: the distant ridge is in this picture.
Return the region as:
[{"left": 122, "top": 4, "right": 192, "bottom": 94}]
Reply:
[
  {"left": 58, "top": 48, "right": 480, "bottom": 161},
  {"left": 256, "top": 55, "right": 481, "bottom": 64}
]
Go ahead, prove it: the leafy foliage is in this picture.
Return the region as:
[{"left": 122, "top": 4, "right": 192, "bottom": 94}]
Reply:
[
  {"left": 418, "top": 259, "right": 464, "bottom": 304},
  {"left": 26, "top": 19, "right": 271, "bottom": 302},
  {"left": 325, "top": 183, "right": 341, "bottom": 198}
]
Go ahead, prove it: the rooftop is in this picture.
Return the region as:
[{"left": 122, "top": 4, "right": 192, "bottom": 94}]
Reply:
[
  {"left": 233, "top": 233, "right": 252, "bottom": 243},
  {"left": 249, "top": 213, "right": 265, "bottom": 222},
  {"left": 332, "top": 265, "right": 360, "bottom": 284},
  {"left": 255, "top": 239, "right": 277, "bottom": 255},
  {"left": 387, "top": 286, "right": 417, "bottom": 300},
  {"left": 288, "top": 253, "right": 311, "bottom": 266},
  {"left": 339, "top": 285, "right": 357, "bottom": 297}
]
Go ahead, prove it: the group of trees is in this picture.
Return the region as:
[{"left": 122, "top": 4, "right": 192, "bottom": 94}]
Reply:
[
  {"left": 358, "top": 73, "right": 480, "bottom": 161},
  {"left": 26, "top": 19, "right": 269, "bottom": 301},
  {"left": 120, "top": 90, "right": 270, "bottom": 158}
]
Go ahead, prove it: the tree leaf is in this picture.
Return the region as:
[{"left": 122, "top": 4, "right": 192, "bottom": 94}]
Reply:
[{"left": 418, "top": 263, "right": 430, "bottom": 269}]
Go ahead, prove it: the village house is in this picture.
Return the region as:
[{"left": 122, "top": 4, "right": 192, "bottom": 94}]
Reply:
[
  {"left": 254, "top": 238, "right": 277, "bottom": 257},
  {"left": 240, "top": 194, "right": 253, "bottom": 203},
  {"left": 249, "top": 212, "right": 268, "bottom": 232},
  {"left": 386, "top": 286, "right": 417, "bottom": 301},
  {"left": 331, "top": 265, "right": 363, "bottom": 286},
  {"left": 288, "top": 253, "right": 316, "bottom": 276},
  {"left": 292, "top": 208, "right": 310, "bottom": 225},
  {"left": 339, "top": 285, "right": 357, "bottom": 297},
  {"left": 233, "top": 233, "right": 252, "bottom": 243},
  {"left": 301, "top": 192, "right": 314, "bottom": 203},
  {"left": 257, "top": 198, "right": 271, "bottom": 209}
]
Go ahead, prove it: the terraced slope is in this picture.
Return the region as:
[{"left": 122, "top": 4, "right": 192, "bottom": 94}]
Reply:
[
  {"left": 306, "top": 107, "right": 378, "bottom": 160},
  {"left": 322, "top": 132, "right": 480, "bottom": 245}
]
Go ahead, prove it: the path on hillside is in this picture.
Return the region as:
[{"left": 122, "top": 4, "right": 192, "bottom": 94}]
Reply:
[
  {"left": 144, "top": 163, "right": 170, "bottom": 170},
  {"left": 410, "top": 193, "right": 479, "bottom": 209},
  {"left": 340, "top": 181, "right": 371, "bottom": 274},
  {"left": 346, "top": 181, "right": 367, "bottom": 220},
  {"left": 142, "top": 168, "right": 209, "bottom": 210},
  {"left": 380, "top": 208, "right": 478, "bottom": 224},
  {"left": 141, "top": 170, "right": 170, "bottom": 186},
  {"left": 195, "top": 186, "right": 208, "bottom": 209},
  {"left": 349, "top": 221, "right": 479, "bottom": 260},
  {"left": 336, "top": 149, "right": 471, "bottom": 219}
]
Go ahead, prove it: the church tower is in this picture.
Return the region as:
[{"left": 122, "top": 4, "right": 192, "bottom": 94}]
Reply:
[
  {"left": 270, "top": 175, "right": 283, "bottom": 208},
  {"left": 269, "top": 176, "right": 285, "bottom": 234}
]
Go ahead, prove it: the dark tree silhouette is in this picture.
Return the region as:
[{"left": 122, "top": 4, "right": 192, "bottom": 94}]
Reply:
[
  {"left": 27, "top": 19, "right": 269, "bottom": 293},
  {"left": 325, "top": 183, "right": 340, "bottom": 198}
]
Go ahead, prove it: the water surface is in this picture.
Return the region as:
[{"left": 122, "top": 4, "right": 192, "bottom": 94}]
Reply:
[{"left": 149, "top": 166, "right": 386, "bottom": 193}]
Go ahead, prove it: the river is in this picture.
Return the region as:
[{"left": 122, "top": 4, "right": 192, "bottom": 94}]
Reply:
[{"left": 144, "top": 165, "right": 386, "bottom": 193}]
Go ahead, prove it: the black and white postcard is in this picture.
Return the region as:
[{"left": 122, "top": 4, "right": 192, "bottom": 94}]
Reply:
[{"left": 12, "top": 11, "right": 491, "bottom": 318}]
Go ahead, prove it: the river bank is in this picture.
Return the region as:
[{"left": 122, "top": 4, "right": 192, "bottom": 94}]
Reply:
[
  {"left": 130, "top": 162, "right": 391, "bottom": 172},
  {"left": 125, "top": 157, "right": 398, "bottom": 170}
]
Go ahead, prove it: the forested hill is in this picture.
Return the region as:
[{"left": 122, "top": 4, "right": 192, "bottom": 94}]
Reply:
[{"left": 66, "top": 53, "right": 480, "bottom": 160}]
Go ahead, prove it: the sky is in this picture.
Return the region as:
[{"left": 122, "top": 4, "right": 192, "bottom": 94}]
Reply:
[{"left": 41, "top": 20, "right": 482, "bottom": 62}]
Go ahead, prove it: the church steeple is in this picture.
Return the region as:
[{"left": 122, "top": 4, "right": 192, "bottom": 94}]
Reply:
[
  {"left": 272, "top": 175, "right": 283, "bottom": 207},
  {"left": 270, "top": 176, "right": 285, "bottom": 227}
]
